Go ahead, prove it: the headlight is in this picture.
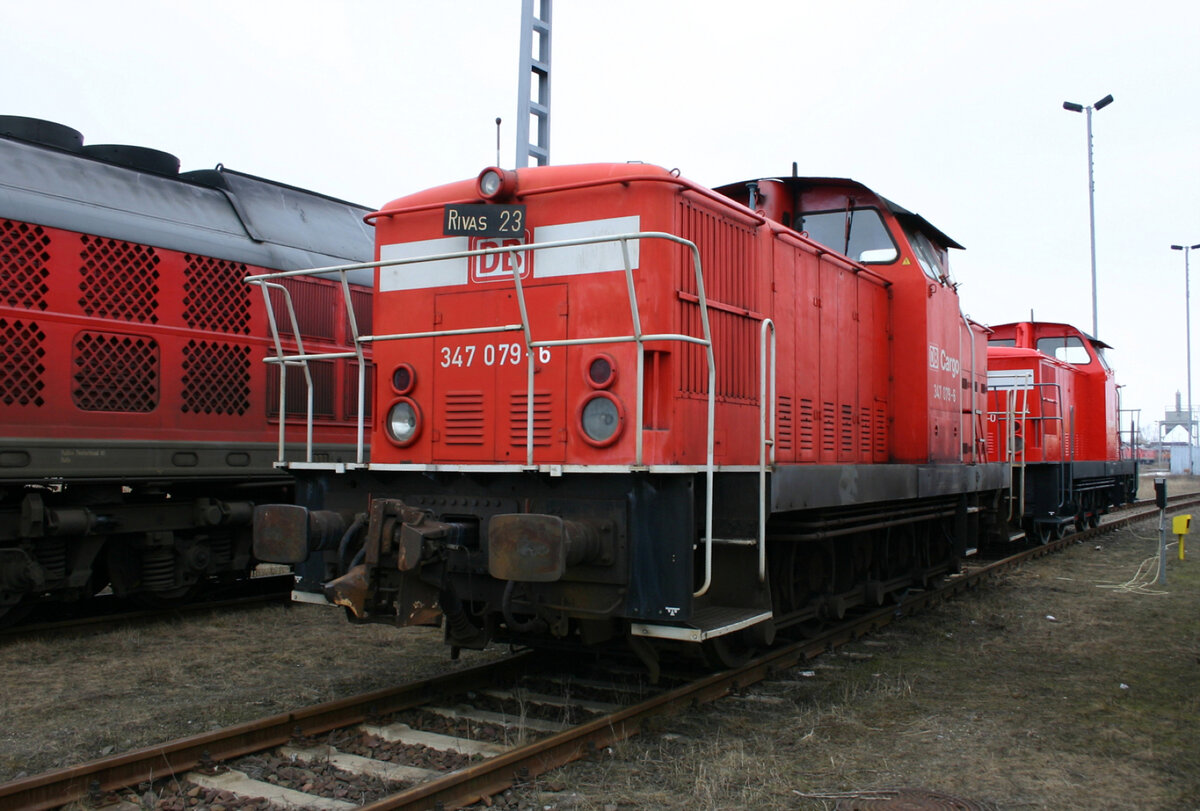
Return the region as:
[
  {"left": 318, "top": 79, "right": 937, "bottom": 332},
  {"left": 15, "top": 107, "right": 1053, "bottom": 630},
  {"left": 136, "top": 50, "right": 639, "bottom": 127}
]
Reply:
[
  {"left": 479, "top": 169, "right": 503, "bottom": 196},
  {"left": 580, "top": 394, "right": 622, "bottom": 446},
  {"left": 387, "top": 399, "right": 420, "bottom": 445},
  {"left": 476, "top": 167, "right": 517, "bottom": 200}
]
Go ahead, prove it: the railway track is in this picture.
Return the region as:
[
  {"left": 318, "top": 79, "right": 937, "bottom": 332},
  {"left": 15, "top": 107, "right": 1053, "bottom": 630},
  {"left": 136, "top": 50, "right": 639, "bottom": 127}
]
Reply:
[{"left": 3, "top": 496, "right": 1196, "bottom": 811}]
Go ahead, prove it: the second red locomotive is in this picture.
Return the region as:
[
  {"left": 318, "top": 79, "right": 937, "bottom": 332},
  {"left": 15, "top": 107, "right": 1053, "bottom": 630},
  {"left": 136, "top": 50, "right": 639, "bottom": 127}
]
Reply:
[{"left": 986, "top": 321, "right": 1138, "bottom": 541}]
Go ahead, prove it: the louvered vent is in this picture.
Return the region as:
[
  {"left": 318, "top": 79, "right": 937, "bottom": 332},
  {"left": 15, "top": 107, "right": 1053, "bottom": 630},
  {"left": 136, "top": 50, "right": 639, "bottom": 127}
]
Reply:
[
  {"left": 181, "top": 340, "right": 251, "bottom": 416},
  {"left": 822, "top": 401, "right": 835, "bottom": 454},
  {"left": 875, "top": 404, "right": 888, "bottom": 458},
  {"left": 777, "top": 395, "right": 793, "bottom": 452},
  {"left": 1, "top": 219, "right": 51, "bottom": 311},
  {"left": 860, "top": 406, "right": 872, "bottom": 457},
  {"left": 444, "top": 391, "right": 485, "bottom": 445},
  {"left": 799, "top": 398, "right": 815, "bottom": 454},
  {"left": 268, "top": 277, "right": 336, "bottom": 340},
  {"left": 0, "top": 319, "right": 46, "bottom": 407},
  {"left": 78, "top": 235, "right": 160, "bottom": 323},
  {"left": 510, "top": 391, "right": 553, "bottom": 446},
  {"left": 344, "top": 362, "right": 374, "bottom": 420},
  {"left": 184, "top": 255, "right": 251, "bottom": 334},
  {"left": 840, "top": 403, "right": 854, "bottom": 456},
  {"left": 72, "top": 332, "right": 159, "bottom": 412},
  {"left": 267, "top": 360, "right": 335, "bottom": 418}
]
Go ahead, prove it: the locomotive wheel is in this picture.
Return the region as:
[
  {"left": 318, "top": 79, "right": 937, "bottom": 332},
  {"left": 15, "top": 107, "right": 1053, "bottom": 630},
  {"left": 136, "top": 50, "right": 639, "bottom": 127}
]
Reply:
[
  {"left": 1029, "top": 522, "right": 1052, "bottom": 545},
  {"left": 1087, "top": 512, "right": 1101, "bottom": 529},
  {"left": 701, "top": 630, "right": 755, "bottom": 670}
]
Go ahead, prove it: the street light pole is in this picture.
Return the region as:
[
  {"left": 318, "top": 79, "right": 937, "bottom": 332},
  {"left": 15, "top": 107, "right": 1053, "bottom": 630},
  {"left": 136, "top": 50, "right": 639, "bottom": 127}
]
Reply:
[
  {"left": 1063, "top": 94, "right": 1114, "bottom": 338},
  {"left": 1172, "top": 243, "right": 1200, "bottom": 456}
]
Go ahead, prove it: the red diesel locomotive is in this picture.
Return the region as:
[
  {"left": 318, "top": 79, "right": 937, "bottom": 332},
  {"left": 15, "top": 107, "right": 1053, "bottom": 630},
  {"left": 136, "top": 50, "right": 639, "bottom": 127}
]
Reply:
[
  {"left": 252, "top": 162, "right": 1010, "bottom": 671},
  {"left": 986, "top": 321, "right": 1138, "bottom": 541},
  {"left": 0, "top": 117, "right": 374, "bottom": 623}
]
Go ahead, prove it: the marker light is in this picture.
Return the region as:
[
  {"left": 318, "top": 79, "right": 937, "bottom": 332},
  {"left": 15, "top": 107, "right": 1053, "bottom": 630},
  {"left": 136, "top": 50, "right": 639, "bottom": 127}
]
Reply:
[
  {"left": 477, "top": 167, "right": 517, "bottom": 200},
  {"left": 386, "top": 399, "right": 420, "bottom": 445},
  {"left": 586, "top": 354, "right": 616, "bottom": 389},
  {"left": 580, "top": 393, "right": 622, "bottom": 446},
  {"left": 392, "top": 363, "right": 415, "bottom": 395}
]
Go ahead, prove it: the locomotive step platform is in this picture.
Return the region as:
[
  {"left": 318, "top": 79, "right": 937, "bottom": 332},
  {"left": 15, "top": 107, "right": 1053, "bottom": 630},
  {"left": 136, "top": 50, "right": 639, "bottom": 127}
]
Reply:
[{"left": 629, "top": 606, "right": 772, "bottom": 642}]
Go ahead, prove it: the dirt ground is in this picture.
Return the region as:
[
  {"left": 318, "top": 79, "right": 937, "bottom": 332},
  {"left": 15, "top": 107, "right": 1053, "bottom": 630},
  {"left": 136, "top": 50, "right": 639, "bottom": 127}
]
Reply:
[{"left": 1, "top": 494, "right": 1198, "bottom": 810}]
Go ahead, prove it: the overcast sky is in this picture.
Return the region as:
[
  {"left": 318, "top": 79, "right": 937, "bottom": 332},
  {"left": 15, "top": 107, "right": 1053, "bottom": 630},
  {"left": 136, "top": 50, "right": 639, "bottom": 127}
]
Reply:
[{"left": 6, "top": 1, "right": 1198, "bottom": 437}]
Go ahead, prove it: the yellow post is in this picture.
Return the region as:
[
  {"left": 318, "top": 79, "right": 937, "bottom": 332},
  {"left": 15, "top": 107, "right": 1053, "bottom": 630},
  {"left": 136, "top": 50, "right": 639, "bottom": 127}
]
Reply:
[{"left": 1173, "top": 514, "right": 1192, "bottom": 561}]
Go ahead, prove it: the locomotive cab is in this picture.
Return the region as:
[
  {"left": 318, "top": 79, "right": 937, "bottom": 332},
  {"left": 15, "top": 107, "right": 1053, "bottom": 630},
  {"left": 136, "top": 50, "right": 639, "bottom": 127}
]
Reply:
[{"left": 985, "top": 321, "right": 1136, "bottom": 541}]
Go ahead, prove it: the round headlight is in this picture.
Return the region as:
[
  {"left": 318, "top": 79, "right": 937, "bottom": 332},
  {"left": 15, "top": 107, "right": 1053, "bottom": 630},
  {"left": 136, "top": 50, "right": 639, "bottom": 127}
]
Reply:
[
  {"left": 386, "top": 399, "right": 420, "bottom": 445},
  {"left": 581, "top": 394, "right": 622, "bottom": 445},
  {"left": 479, "top": 169, "right": 503, "bottom": 197}
]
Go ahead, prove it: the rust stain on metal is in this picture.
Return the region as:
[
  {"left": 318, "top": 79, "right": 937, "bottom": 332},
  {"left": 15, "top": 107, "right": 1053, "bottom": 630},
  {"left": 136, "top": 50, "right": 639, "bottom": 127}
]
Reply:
[{"left": 325, "top": 564, "right": 371, "bottom": 618}]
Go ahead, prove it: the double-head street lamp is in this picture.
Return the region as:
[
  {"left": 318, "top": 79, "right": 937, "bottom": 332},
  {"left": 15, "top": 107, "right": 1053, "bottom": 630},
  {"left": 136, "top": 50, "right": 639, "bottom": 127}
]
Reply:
[
  {"left": 1173, "top": 243, "right": 1200, "bottom": 445},
  {"left": 1063, "top": 93, "right": 1114, "bottom": 339}
]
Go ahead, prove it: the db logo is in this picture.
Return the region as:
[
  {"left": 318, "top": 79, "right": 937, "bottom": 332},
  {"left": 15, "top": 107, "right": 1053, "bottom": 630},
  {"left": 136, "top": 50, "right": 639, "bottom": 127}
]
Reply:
[{"left": 469, "top": 233, "right": 532, "bottom": 283}]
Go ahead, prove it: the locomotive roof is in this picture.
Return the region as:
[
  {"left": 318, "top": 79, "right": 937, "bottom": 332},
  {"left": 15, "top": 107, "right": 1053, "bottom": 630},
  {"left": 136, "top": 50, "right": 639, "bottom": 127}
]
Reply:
[
  {"left": 0, "top": 116, "right": 375, "bottom": 277},
  {"left": 714, "top": 175, "right": 965, "bottom": 252},
  {"left": 988, "top": 321, "right": 1113, "bottom": 349}
]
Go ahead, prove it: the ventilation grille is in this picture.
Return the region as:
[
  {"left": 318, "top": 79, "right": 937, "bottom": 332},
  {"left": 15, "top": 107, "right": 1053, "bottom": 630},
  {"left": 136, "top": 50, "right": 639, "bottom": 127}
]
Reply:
[
  {"left": 267, "top": 360, "right": 335, "bottom": 418},
  {"left": 444, "top": 391, "right": 485, "bottom": 445},
  {"left": 860, "top": 406, "right": 872, "bottom": 457},
  {"left": 268, "top": 277, "right": 336, "bottom": 340},
  {"left": 822, "top": 401, "right": 835, "bottom": 454},
  {"left": 344, "top": 362, "right": 374, "bottom": 420},
  {"left": 776, "top": 395, "right": 793, "bottom": 452},
  {"left": 840, "top": 404, "right": 854, "bottom": 456},
  {"left": 349, "top": 288, "right": 373, "bottom": 341},
  {"left": 184, "top": 255, "right": 251, "bottom": 334},
  {"left": 78, "top": 235, "right": 160, "bottom": 323},
  {"left": 0, "top": 319, "right": 46, "bottom": 407},
  {"left": 510, "top": 391, "right": 553, "bottom": 446},
  {"left": 675, "top": 199, "right": 759, "bottom": 400},
  {"left": 1, "top": 220, "right": 51, "bottom": 311},
  {"left": 875, "top": 404, "right": 888, "bottom": 458},
  {"left": 181, "top": 341, "right": 251, "bottom": 416},
  {"left": 72, "top": 332, "right": 159, "bottom": 412},
  {"left": 799, "top": 398, "right": 815, "bottom": 454}
]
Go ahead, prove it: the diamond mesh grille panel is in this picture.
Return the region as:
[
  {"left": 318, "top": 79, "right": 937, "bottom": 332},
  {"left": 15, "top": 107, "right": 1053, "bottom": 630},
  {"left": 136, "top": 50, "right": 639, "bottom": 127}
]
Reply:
[
  {"left": 72, "top": 332, "right": 159, "bottom": 412},
  {"left": 181, "top": 340, "right": 251, "bottom": 416},
  {"left": 1, "top": 219, "right": 52, "bottom": 311},
  {"left": 184, "top": 255, "right": 250, "bottom": 334},
  {"left": 0, "top": 319, "right": 46, "bottom": 407},
  {"left": 78, "top": 235, "right": 160, "bottom": 323}
]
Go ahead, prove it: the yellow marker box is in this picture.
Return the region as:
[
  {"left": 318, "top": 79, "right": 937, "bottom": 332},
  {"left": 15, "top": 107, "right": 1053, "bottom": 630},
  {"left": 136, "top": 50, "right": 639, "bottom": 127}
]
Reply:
[{"left": 1174, "top": 514, "right": 1192, "bottom": 560}]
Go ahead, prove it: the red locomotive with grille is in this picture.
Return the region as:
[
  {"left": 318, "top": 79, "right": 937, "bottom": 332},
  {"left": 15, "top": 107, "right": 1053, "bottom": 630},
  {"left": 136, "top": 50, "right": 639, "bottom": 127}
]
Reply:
[
  {"left": 986, "top": 321, "right": 1137, "bottom": 541},
  {"left": 0, "top": 117, "right": 373, "bottom": 623},
  {"left": 253, "top": 161, "right": 1009, "bottom": 672}
]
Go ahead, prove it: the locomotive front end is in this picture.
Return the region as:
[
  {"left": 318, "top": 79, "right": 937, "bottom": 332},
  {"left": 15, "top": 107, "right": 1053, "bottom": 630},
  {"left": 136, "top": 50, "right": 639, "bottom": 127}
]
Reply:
[{"left": 256, "top": 163, "right": 734, "bottom": 656}]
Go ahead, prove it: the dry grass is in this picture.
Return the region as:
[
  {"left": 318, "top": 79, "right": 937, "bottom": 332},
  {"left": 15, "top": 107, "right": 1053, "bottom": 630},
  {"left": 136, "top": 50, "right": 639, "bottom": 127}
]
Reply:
[{"left": 2, "top": 503, "right": 1199, "bottom": 810}]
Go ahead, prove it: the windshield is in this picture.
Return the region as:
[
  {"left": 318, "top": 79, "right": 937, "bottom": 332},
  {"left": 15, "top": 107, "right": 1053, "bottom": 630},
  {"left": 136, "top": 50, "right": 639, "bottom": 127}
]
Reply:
[
  {"left": 988, "top": 338, "right": 1016, "bottom": 347},
  {"left": 796, "top": 207, "right": 898, "bottom": 264},
  {"left": 1037, "top": 336, "right": 1092, "bottom": 365}
]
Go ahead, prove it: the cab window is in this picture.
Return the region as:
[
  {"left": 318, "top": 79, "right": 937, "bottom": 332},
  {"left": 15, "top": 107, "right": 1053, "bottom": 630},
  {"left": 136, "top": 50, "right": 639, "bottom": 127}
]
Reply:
[
  {"left": 1037, "top": 336, "right": 1091, "bottom": 365},
  {"left": 797, "top": 208, "right": 898, "bottom": 264},
  {"left": 989, "top": 338, "right": 1016, "bottom": 347}
]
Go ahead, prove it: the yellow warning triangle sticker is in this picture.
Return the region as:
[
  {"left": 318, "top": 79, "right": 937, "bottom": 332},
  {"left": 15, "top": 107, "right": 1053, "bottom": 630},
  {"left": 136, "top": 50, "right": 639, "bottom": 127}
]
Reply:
[{"left": 902, "top": 258, "right": 911, "bottom": 265}]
